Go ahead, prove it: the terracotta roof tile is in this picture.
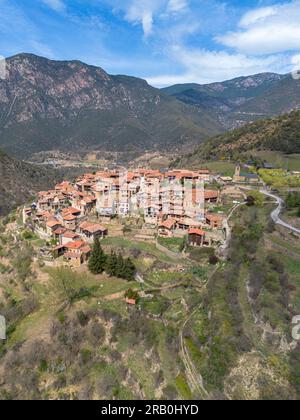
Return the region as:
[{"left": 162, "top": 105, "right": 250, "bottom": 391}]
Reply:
[{"left": 188, "top": 228, "right": 205, "bottom": 236}]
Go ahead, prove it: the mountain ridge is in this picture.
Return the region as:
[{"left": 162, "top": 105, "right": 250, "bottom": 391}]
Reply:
[
  {"left": 0, "top": 53, "right": 222, "bottom": 160},
  {"left": 162, "top": 72, "right": 300, "bottom": 130},
  {"left": 2, "top": 53, "right": 300, "bottom": 162}
]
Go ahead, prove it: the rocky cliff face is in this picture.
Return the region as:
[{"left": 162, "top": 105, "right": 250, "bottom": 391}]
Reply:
[{"left": 0, "top": 54, "right": 222, "bottom": 159}]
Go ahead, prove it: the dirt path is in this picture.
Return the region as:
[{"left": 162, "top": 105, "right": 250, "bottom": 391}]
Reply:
[
  {"left": 178, "top": 267, "right": 218, "bottom": 399},
  {"left": 103, "top": 291, "right": 126, "bottom": 301},
  {"left": 179, "top": 303, "right": 209, "bottom": 399}
]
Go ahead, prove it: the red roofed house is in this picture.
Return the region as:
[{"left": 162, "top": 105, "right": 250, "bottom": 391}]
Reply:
[
  {"left": 52, "top": 227, "right": 66, "bottom": 241},
  {"left": 38, "top": 198, "right": 52, "bottom": 212},
  {"left": 62, "top": 207, "right": 81, "bottom": 217},
  {"left": 46, "top": 218, "right": 62, "bottom": 236},
  {"left": 62, "top": 214, "right": 77, "bottom": 231},
  {"left": 61, "top": 231, "right": 81, "bottom": 246},
  {"left": 188, "top": 228, "right": 205, "bottom": 247},
  {"left": 204, "top": 191, "right": 219, "bottom": 204},
  {"left": 206, "top": 214, "right": 224, "bottom": 229},
  {"left": 64, "top": 240, "right": 92, "bottom": 267},
  {"left": 158, "top": 218, "right": 177, "bottom": 237},
  {"left": 79, "top": 221, "right": 108, "bottom": 242}
]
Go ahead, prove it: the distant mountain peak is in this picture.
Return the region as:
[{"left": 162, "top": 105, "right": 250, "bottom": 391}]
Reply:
[
  {"left": 162, "top": 71, "right": 299, "bottom": 131},
  {"left": 0, "top": 53, "right": 222, "bottom": 160}
]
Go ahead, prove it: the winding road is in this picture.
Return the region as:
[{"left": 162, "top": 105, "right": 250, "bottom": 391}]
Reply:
[
  {"left": 260, "top": 189, "right": 300, "bottom": 235},
  {"left": 240, "top": 186, "right": 300, "bottom": 235}
]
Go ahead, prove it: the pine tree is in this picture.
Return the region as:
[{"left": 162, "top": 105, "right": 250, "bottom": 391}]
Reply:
[
  {"left": 115, "top": 254, "right": 126, "bottom": 278},
  {"left": 123, "top": 258, "right": 136, "bottom": 281},
  {"left": 117, "top": 256, "right": 136, "bottom": 281},
  {"left": 103, "top": 252, "right": 137, "bottom": 281},
  {"left": 88, "top": 237, "right": 106, "bottom": 275},
  {"left": 105, "top": 251, "right": 118, "bottom": 277}
]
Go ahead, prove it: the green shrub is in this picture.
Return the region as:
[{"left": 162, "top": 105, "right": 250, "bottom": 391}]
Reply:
[
  {"left": 80, "top": 348, "right": 92, "bottom": 364},
  {"left": 76, "top": 311, "right": 89, "bottom": 327},
  {"left": 39, "top": 359, "right": 48, "bottom": 373}
]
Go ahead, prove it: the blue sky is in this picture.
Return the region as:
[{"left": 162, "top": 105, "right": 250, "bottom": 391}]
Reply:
[{"left": 0, "top": 0, "right": 300, "bottom": 86}]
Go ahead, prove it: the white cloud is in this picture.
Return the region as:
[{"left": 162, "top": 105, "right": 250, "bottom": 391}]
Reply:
[
  {"left": 141, "top": 10, "right": 153, "bottom": 37},
  {"left": 123, "top": 0, "right": 162, "bottom": 37},
  {"left": 239, "top": 7, "right": 277, "bottom": 27},
  {"left": 167, "top": 0, "right": 188, "bottom": 13},
  {"left": 217, "top": 1, "right": 300, "bottom": 55},
  {"left": 147, "top": 46, "right": 290, "bottom": 87},
  {"left": 42, "top": 0, "right": 65, "bottom": 13},
  {"left": 112, "top": 0, "right": 188, "bottom": 37},
  {"left": 106, "top": 0, "right": 300, "bottom": 86}
]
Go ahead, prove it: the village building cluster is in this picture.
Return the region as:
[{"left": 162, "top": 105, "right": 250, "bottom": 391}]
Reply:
[{"left": 23, "top": 168, "right": 227, "bottom": 266}]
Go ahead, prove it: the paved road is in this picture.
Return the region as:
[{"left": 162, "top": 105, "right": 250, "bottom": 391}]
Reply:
[{"left": 260, "top": 189, "right": 300, "bottom": 235}]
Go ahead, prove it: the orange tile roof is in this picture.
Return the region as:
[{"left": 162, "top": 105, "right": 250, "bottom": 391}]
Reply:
[
  {"left": 178, "top": 218, "right": 199, "bottom": 226},
  {"left": 36, "top": 211, "right": 47, "bottom": 217},
  {"left": 81, "top": 245, "right": 92, "bottom": 253},
  {"left": 189, "top": 228, "right": 205, "bottom": 236},
  {"left": 63, "top": 231, "right": 80, "bottom": 239},
  {"left": 63, "top": 215, "right": 77, "bottom": 221},
  {"left": 46, "top": 219, "right": 61, "bottom": 228},
  {"left": 206, "top": 213, "right": 224, "bottom": 221},
  {"left": 79, "top": 221, "right": 107, "bottom": 234},
  {"left": 55, "top": 181, "right": 72, "bottom": 190},
  {"left": 159, "top": 219, "right": 177, "bottom": 230},
  {"left": 165, "top": 170, "right": 202, "bottom": 179},
  {"left": 53, "top": 227, "right": 66, "bottom": 235},
  {"left": 62, "top": 207, "right": 81, "bottom": 215},
  {"left": 204, "top": 191, "right": 219, "bottom": 199},
  {"left": 65, "top": 240, "right": 86, "bottom": 250}
]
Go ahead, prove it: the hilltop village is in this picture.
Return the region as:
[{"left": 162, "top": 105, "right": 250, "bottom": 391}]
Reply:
[
  {"left": 4, "top": 159, "right": 300, "bottom": 401},
  {"left": 22, "top": 168, "right": 238, "bottom": 267}
]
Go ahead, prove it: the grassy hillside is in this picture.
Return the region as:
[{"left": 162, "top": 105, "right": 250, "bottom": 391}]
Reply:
[
  {"left": 1, "top": 199, "right": 300, "bottom": 400},
  {"left": 0, "top": 213, "right": 214, "bottom": 400},
  {"left": 173, "top": 110, "right": 300, "bottom": 167}
]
